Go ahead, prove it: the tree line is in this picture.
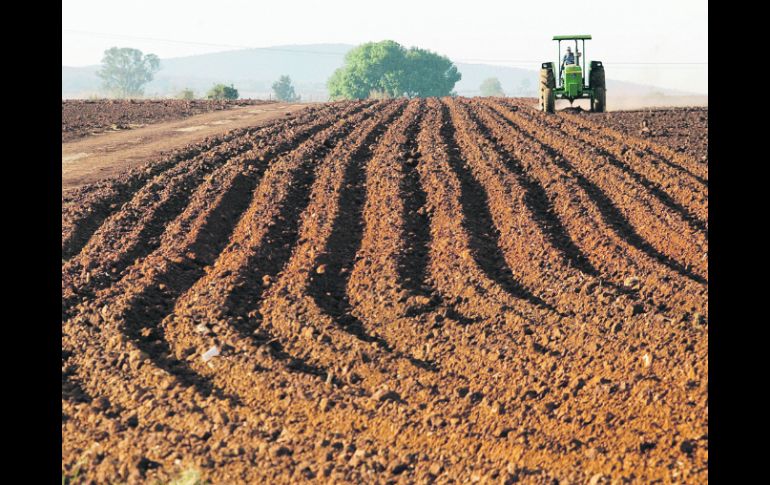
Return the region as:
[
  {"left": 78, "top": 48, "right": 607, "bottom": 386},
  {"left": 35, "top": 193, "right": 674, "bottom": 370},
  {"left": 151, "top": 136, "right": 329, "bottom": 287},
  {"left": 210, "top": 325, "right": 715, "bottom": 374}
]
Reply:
[
  {"left": 95, "top": 43, "right": 530, "bottom": 101},
  {"left": 95, "top": 47, "right": 302, "bottom": 101}
]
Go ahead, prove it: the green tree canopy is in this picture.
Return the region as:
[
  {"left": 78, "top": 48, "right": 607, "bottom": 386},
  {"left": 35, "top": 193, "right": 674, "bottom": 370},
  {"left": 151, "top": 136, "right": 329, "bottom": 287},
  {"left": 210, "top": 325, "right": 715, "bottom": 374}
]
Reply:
[
  {"left": 206, "top": 84, "right": 239, "bottom": 100},
  {"left": 97, "top": 47, "right": 160, "bottom": 98},
  {"left": 272, "top": 75, "right": 300, "bottom": 102},
  {"left": 327, "top": 40, "right": 461, "bottom": 100},
  {"left": 479, "top": 77, "right": 505, "bottom": 97}
]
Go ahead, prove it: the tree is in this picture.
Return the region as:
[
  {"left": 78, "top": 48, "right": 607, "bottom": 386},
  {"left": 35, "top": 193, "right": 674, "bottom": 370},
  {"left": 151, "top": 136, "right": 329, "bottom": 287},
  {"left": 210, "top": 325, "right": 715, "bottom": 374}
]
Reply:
[
  {"left": 97, "top": 47, "right": 160, "bottom": 98},
  {"left": 327, "top": 40, "right": 461, "bottom": 100},
  {"left": 403, "top": 47, "right": 461, "bottom": 98},
  {"left": 207, "top": 84, "right": 239, "bottom": 100},
  {"left": 272, "top": 75, "right": 300, "bottom": 102},
  {"left": 479, "top": 77, "right": 505, "bottom": 97},
  {"left": 178, "top": 88, "right": 195, "bottom": 100}
]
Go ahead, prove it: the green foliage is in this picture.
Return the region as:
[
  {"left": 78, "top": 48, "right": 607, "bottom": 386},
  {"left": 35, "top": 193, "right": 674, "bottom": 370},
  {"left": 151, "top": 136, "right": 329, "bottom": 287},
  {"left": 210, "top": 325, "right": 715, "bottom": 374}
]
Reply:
[
  {"left": 97, "top": 47, "right": 160, "bottom": 98},
  {"left": 368, "top": 89, "right": 391, "bottom": 100},
  {"left": 402, "top": 47, "right": 461, "bottom": 98},
  {"left": 206, "top": 84, "right": 239, "bottom": 100},
  {"left": 327, "top": 40, "right": 461, "bottom": 100},
  {"left": 272, "top": 75, "right": 300, "bottom": 102},
  {"left": 479, "top": 77, "right": 505, "bottom": 97},
  {"left": 178, "top": 88, "right": 196, "bottom": 100}
]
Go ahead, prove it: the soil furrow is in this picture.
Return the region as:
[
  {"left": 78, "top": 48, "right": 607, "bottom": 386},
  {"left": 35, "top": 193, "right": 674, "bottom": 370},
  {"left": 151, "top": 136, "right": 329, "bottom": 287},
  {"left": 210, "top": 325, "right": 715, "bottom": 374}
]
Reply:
[
  {"left": 62, "top": 102, "right": 368, "bottom": 314},
  {"left": 499, "top": 100, "right": 708, "bottom": 234},
  {"left": 62, "top": 99, "right": 708, "bottom": 485},
  {"left": 414, "top": 98, "right": 538, "bottom": 325},
  {"left": 257, "top": 99, "right": 408, "bottom": 384},
  {"left": 437, "top": 100, "right": 552, "bottom": 311},
  {"left": 489, "top": 102, "right": 707, "bottom": 284},
  {"left": 61, "top": 324, "right": 264, "bottom": 483},
  {"left": 477, "top": 100, "right": 706, "bottom": 317},
  {"left": 65, "top": 103, "right": 382, "bottom": 407},
  {"left": 340, "top": 99, "right": 446, "bottom": 371},
  {"left": 163, "top": 100, "right": 390, "bottom": 383},
  {"left": 558, "top": 109, "right": 709, "bottom": 184},
  {"left": 446, "top": 98, "right": 600, "bottom": 301},
  {"left": 61, "top": 103, "right": 344, "bottom": 261}
]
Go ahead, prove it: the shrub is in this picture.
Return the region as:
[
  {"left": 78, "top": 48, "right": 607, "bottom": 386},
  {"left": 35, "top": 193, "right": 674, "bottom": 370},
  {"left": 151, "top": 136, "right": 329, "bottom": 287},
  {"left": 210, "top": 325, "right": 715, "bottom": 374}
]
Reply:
[
  {"left": 206, "top": 84, "right": 238, "bottom": 100},
  {"left": 178, "top": 88, "right": 196, "bottom": 100}
]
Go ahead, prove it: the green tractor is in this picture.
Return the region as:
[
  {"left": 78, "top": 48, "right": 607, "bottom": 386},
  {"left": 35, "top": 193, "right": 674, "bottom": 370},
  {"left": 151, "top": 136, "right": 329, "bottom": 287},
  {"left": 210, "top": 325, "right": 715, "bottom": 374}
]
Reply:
[{"left": 540, "top": 35, "right": 606, "bottom": 113}]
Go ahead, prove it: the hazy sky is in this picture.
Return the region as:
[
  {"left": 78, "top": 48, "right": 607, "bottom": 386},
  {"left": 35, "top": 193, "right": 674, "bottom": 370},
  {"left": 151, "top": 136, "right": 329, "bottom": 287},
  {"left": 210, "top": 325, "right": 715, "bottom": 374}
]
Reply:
[{"left": 63, "top": 0, "right": 708, "bottom": 93}]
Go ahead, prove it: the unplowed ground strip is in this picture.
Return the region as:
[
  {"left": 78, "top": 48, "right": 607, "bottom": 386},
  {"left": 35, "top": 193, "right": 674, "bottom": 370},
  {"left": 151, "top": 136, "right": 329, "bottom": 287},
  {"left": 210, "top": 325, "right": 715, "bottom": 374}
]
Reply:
[
  {"left": 498, "top": 100, "right": 708, "bottom": 234},
  {"left": 62, "top": 102, "right": 369, "bottom": 314},
  {"left": 485, "top": 101, "right": 707, "bottom": 285}
]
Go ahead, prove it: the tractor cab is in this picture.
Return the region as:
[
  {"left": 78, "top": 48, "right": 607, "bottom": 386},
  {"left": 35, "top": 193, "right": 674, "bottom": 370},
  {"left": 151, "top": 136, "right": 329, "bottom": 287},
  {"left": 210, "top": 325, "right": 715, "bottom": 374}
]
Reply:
[
  {"left": 539, "top": 35, "right": 606, "bottom": 113},
  {"left": 557, "top": 37, "right": 586, "bottom": 88}
]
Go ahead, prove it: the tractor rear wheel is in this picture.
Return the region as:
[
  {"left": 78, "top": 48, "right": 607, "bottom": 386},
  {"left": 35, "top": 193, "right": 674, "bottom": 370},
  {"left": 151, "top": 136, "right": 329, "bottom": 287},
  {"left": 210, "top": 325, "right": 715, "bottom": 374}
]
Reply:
[
  {"left": 540, "top": 67, "right": 555, "bottom": 113},
  {"left": 592, "top": 87, "right": 606, "bottom": 113},
  {"left": 589, "top": 63, "right": 606, "bottom": 112},
  {"left": 541, "top": 88, "right": 555, "bottom": 113}
]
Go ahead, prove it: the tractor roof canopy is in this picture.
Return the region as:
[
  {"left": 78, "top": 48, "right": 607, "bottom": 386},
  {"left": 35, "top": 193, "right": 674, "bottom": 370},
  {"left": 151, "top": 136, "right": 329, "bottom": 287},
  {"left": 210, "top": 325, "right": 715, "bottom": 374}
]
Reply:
[{"left": 553, "top": 35, "right": 592, "bottom": 40}]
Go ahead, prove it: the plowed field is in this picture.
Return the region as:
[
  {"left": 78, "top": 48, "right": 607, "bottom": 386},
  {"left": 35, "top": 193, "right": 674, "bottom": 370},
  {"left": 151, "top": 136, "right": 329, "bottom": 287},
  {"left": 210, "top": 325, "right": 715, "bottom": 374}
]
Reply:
[{"left": 62, "top": 98, "right": 708, "bottom": 484}]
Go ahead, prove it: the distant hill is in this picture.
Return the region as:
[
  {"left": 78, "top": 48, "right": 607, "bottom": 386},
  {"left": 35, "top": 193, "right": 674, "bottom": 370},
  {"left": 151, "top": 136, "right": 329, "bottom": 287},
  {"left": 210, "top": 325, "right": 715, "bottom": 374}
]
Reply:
[{"left": 62, "top": 43, "right": 700, "bottom": 100}]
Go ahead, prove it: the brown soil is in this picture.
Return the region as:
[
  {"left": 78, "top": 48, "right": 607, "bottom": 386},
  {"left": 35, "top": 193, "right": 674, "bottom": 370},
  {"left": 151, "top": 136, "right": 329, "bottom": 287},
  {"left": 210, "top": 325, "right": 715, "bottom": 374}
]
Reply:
[
  {"left": 62, "top": 98, "right": 708, "bottom": 484},
  {"left": 62, "top": 102, "right": 312, "bottom": 191},
  {"left": 583, "top": 107, "right": 709, "bottom": 161},
  {"left": 62, "top": 99, "right": 276, "bottom": 142}
]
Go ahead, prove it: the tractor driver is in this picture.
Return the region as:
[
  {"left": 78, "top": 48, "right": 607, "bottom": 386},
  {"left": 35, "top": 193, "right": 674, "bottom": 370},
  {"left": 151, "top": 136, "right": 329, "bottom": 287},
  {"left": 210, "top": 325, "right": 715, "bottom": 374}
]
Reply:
[
  {"left": 562, "top": 46, "right": 581, "bottom": 67},
  {"left": 560, "top": 46, "right": 581, "bottom": 80}
]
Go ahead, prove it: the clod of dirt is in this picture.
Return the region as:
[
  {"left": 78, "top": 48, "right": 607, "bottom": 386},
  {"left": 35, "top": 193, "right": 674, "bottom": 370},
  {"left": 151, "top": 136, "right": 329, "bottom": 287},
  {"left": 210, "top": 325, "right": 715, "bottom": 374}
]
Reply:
[
  {"left": 202, "top": 346, "right": 220, "bottom": 362},
  {"left": 371, "top": 387, "right": 401, "bottom": 403},
  {"left": 588, "top": 473, "right": 604, "bottom": 485},
  {"left": 623, "top": 276, "right": 641, "bottom": 289},
  {"left": 390, "top": 461, "right": 409, "bottom": 475},
  {"left": 270, "top": 445, "right": 293, "bottom": 458},
  {"left": 625, "top": 303, "right": 644, "bottom": 316},
  {"left": 680, "top": 440, "right": 695, "bottom": 455},
  {"left": 92, "top": 396, "right": 110, "bottom": 411}
]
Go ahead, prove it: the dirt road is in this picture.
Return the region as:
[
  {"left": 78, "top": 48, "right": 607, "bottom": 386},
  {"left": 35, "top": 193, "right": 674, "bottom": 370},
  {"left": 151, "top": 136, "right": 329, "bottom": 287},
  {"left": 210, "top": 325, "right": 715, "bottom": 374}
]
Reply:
[{"left": 62, "top": 102, "right": 311, "bottom": 191}]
